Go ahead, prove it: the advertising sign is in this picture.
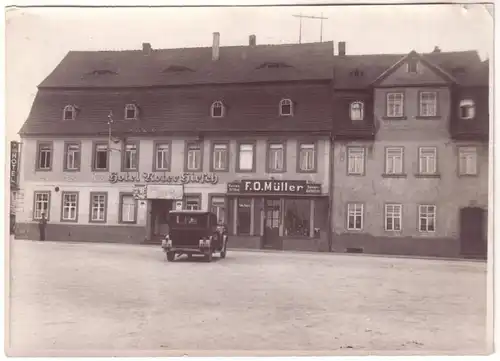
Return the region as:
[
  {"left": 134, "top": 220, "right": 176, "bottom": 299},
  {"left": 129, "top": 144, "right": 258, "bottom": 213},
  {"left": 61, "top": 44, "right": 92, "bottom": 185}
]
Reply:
[
  {"left": 227, "top": 180, "right": 322, "bottom": 195},
  {"left": 10, "top": 141, "right": 19, "bottom": 189}
]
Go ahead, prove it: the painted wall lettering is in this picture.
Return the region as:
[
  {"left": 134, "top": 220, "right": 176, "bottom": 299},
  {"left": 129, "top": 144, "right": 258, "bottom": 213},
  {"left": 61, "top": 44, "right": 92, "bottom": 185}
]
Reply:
[
  {"left": 227, "top": 180, "right": 322, "bottom": 195},
  {"left": 109, "top": 172, "right": 219, "bottom": 185}
]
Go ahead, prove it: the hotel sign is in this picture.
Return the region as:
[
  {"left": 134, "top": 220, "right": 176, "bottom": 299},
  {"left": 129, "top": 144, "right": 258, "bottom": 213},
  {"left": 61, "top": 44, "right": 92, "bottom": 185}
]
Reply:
[
  {"left": 10, "top": 141, "right": 19, "bottom": 189},
  {"left": 109, "top": 172, "right": 218, "bottom": 185},
  {"left": 227, "top": 180, "right": 322, "bottom": 195}
]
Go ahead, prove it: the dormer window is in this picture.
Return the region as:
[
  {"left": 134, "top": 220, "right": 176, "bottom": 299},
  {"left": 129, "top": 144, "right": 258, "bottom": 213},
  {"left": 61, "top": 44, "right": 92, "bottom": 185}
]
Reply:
[
  {"left": 407, "top": 59, "right": 418, "bottom": 73},
  {"left": 211, "top": 101, "right": 225, "bottom": 118},
  {"left": 350, "top": 101, "right": 364, "bottom": 121},
  {"left": 459, "top": 99, "right": 475, "bottom": 119},
  {"left": 279, "top": 99, "right": 293, "bottom": 116},
  {"left": 125, "top": 104, "right": 138, "bottom": 120},
  {"left": 63, "top": 105, "right": 76, "bottom": 120}
]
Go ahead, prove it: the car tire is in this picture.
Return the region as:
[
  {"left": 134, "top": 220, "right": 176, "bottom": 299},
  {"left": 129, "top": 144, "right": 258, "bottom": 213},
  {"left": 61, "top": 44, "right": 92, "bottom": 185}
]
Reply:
[{"left": 166, "top": 252, "right": 175, "bottom": 262}]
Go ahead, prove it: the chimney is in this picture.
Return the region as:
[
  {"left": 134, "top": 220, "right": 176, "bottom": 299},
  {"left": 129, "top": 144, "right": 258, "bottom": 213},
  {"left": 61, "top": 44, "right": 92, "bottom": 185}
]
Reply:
[
  {"left": 338, "top": 41, "right": 346, "bottom": 56},
  {"left": 142, "top": 42, "right": 152, "bottom": 55},
  {"left": 433, "top": 45, "right": 442, "bottom": 53},
  {"left": 212, "top": 32, "right": 220, "bottom": 61},
  {"left": 249, "top": 34, "right": 256, "bottom": 46}
]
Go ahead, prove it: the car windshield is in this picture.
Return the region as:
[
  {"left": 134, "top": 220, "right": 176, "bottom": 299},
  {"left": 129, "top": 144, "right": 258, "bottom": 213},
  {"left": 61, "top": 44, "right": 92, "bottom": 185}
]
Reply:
[{"left": 170, "top": 214, "right": 207, "bottom": 227}]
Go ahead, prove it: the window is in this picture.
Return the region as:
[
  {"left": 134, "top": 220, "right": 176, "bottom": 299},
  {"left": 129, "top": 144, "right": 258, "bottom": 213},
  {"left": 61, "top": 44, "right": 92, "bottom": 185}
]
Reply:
[
  {"left": 347, "top": 147, "right": 365, "bottom": 175},
  {"left": 419, "top": 205, "right": 436, "bottom": 232},
  {"left": 419, "top": 92, "right": 437, "bottom": 117},
  {"left": 238, "top": 143, "right": 254, "bottom": 172},
  {"left": 185, "top": 195, "right": 201, "bottom": 210},
  {"left": 347, "top": 203, "right": 363, "bottom": 231},
  {"left": 93, "top": 143, "right": 109, "bottom": 171},
  {"left": 125, "top": 104, "right": 138, "bottom": 120},
  {"left": 459, "top": 99, "right": 475, "bottom": 119},
  {"left": 212, "top": 143, "right": 228, "bottom": 171},
  {"left": 155, "top": 143, "right": 170, "bottom": 171},
  {"left": 61, "top": 192, "right": 78, "bottom": 222},
  {"left": 211, "top": 101, "right": 225, "bottom": 118},
  {"left": 37, "top": 143, "right": 52, "bottom": 170},
  {"left": 63, "top": 105, "right": 76, "bottom": 120},
  {"left": 458, "top": 147, "right": 478, "bottom": 175},
  {"left": 298, "top": 143, "right": 315, "bottom": 172},
  {"left": 33, "top": 191, "right": 50, "bottom": 220},
  {"left": 418, "top": 147, "right": 437, "bottom": 174},
  {"left": 284, "top": 199, "right": 311, "bottom": 237},
  {"left": 90, "top": 193, "right": 107, "bottom": 223},
  {"left": 123, "top": 143, "right": 138, "bottom": 171},
  {"left": 385, "top": 204, "right": 402, "bottom": 231},
  {"left": 120, "top": 194, "right": 136, "bottom": 223},
  {"left": 237, "top": 198, "right": 252, "bottom": 234},
  {"left": 186, "top": 142, "right": 202, "bottom": 171},
  {"left": 279, "top": 99, "right": 293, "bottom": 116},
  {"left": 268, "top": 143, "right": 285, "bottom": 172},
  {"left": 350, "top": 101, "right": 364, "bottom": 121},
  {"left": 385, "top": 147, "right": 404, "bottom": 174},
  {"left": 386, "top": 93, "right": 404, "bottom": 117},
  {"left": 210, "top": 196, "right": 226, "bottom": 224},
  {"left": 64, "top": 143, "right": 80, "bottom": 171},
  {"left": 407, "top": 59, "right": 418, "bottom": 73}
]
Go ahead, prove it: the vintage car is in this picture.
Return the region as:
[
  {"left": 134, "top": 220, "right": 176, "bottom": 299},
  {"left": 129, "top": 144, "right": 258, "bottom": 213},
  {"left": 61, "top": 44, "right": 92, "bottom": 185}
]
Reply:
[{"left": 161, "top": 210, "right": 228, "bottom": 262}]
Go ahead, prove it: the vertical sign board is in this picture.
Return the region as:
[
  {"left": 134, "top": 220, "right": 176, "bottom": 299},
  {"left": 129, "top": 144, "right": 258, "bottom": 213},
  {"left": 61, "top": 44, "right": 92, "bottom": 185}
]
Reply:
[{"left": 10, "top": 141, "right": 19, "bottom": 189}]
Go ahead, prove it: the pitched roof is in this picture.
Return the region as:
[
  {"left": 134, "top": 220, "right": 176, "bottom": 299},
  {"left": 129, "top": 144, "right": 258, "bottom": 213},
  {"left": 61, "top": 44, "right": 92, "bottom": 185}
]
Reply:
[
  {"left": 333, "top": 50, "right": 485, "bottom": 89},
  {"left": 38, "top": 41, "right": 334, "bottom": 88}
]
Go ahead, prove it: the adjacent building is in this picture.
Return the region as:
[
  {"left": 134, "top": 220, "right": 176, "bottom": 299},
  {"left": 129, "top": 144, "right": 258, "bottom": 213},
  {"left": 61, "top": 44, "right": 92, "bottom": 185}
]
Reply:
[{"left": 15, "top": 34, "right": 334, "bottom": 251}]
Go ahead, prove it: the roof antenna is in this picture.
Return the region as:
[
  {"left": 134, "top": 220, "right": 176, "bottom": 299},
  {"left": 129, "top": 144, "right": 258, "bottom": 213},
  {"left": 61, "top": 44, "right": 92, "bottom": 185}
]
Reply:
[{"left": 292, "top": 12, "right": 329, "bottom": 43}]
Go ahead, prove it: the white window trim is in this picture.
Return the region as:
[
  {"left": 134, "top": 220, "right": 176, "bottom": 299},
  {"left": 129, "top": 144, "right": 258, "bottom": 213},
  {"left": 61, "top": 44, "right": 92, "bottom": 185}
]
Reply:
[
  {"left": 94, "top": 144, "right": 109, "bottom": 170},
  {"left": 385, "top": 147, "right": 404, "bottom": 174},
  {"left": 62, "top": 192, "right": 78, "bottom": 221},
  {"left": 459, "top": 99, "right": 476, "bottom": 120},
  {"left": 38, "top": 145, "right": 52, "bottom": 170},
  {"left": 418, "top": 205, "right": 436, "bottom": 232},
  {"left": 185, "top": 196, "right": 201, "bottom": 210},
  {"left": 347, "top": 203, "right": 364, "bottom": 231},
  {"left": 347, "top": 147, "right": 365, "bottom": 175},
  {"left": 125, "top": 104, "right": 138, "bottom": 120},
  {"left": 418, "top": 147, "right": 437, "bottom": 174},
  {"left": 386, "top": 92, "right": 404, "bottom": 118},
  {"left": 65, "top": 144, "right": 80, "bottom": 170},
  {"left": 384, "top": 204, "right": 402, "bottom": 231},
  {"left": 120, "top": 195, "right": 136, "bottom": 223},
  {"left": 186, "top": 143, "right": 202, "bottom": 171},
  {"left": 91, "top": 194, "right": 107, "bottom": 222},
  {"left": 419, "top": 91, "right": 438, "bottom": 117},
  {"left": 279, "top": 98, "right": 294, "bottom": 116},
  {"left": 155, "top": 144, "right": 170, "bottom": 170},
  {"left": 350, "top": 101, "right": 364, "bottom": 121},
  {"left": 238, "top": 144, "right": 254, "bottom": 171},
  {"left": 63, "top": 105, "right": 76, "bottom": 120},
  {"left": 299, "top": 143, "right": 315, "bottom": 171},
  {"left": 269, "top": 143, "right": 285, "bottom": 171},
  {"left": 213, "top": 144, "right": 228, "bottom": 171},
  {"left": 33, "top": 191, "right": 50, "bottom": 220},
  {"left": 406, "top": 60, "right": 419, "bottom": 73},
  {"left": 458, "top": 146, "right": 478, "bottom": 175},
  {"left": 211, "top": 101, "right": 225, "bottom": 118},
  {"left": 124, "top": 143, "right": 138, "bottom": 170}
]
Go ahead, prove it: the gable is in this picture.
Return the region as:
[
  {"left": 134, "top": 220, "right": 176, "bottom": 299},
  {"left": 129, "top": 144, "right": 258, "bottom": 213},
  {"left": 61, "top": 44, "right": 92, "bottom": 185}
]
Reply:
[{"left": 378, "top": 58, "right": 452, "bottom": 87}]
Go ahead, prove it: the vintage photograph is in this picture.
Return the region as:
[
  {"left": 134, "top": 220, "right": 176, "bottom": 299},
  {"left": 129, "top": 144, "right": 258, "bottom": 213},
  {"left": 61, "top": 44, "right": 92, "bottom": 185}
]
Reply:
[{"left": 5, "top": 2, "right": 494, "bottom": 356}]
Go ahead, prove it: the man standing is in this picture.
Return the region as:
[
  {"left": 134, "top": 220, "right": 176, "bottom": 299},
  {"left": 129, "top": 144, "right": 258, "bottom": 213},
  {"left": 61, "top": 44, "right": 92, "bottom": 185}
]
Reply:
[{"left": 39, "top": 212, "right": 47, "bottom": 241}]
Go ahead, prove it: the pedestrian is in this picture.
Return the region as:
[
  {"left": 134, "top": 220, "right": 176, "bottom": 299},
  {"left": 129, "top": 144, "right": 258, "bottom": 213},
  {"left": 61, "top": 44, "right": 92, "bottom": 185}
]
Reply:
[{"left": 39, "top": 212, "right": 47, "bottom": 241}]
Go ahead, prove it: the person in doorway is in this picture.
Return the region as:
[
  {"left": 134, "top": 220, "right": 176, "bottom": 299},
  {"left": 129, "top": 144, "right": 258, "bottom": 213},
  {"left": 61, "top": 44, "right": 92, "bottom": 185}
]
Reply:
[{"left": 39, "top": 212, "right": 47, "bottom": 241}]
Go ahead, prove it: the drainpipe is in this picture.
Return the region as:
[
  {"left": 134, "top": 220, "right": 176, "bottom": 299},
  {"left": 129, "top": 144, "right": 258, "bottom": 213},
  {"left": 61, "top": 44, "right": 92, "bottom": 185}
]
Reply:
[{"left": 327, "top": 131, "right": 335, "bottom": 252}]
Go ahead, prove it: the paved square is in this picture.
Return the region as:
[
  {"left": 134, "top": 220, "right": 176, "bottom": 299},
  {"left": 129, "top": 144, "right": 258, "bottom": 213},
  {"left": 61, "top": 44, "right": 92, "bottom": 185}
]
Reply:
[{"left": 8, "top": 239, "right": 488, "bottom": 355}]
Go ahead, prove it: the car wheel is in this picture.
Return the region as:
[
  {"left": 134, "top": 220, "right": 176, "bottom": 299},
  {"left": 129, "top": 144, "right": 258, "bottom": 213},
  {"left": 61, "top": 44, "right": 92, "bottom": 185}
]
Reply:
[{"left": 166, "top": 252, "right": 175, "bottom": 262}]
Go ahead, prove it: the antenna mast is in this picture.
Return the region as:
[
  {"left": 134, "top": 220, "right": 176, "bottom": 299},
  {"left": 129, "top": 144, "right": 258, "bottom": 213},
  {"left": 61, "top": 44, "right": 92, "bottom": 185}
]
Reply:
[{"left": 292, "top": 13, "right": 329, "bottom": 43}]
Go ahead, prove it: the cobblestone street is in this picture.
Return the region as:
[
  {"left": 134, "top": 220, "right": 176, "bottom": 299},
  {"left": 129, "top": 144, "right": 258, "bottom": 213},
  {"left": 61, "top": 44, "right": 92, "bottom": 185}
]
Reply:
[{"left": 8, "top": 239, "right": 488, "bottom": 355}]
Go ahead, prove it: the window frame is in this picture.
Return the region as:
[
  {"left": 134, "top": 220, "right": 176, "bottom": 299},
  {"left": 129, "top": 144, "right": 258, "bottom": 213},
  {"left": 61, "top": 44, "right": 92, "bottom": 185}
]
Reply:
[
  {"left": 36, "top": 141, "right": 53, "bottom": 172},
  {"left": 386, "top": 92, "right": 405, "bottom": 118},
  {"left": 406, "top": 59, "right": 418, "bottom": 73},
  {"left": 459, "top": 99, "right": 476, "bottom": 120},
  {"left": 346, "top": 203, "right": 364, "bottom": 231},
  {"left": 418, "top": 204, "right": 436, "bottom": 233},
  {"left": 296, "top": 140, "right": 317, "bottom": 173},
  {"left": 124, "top": 104, "right": 138, "bottom": 120},
  {"left": 266, "top": 140, "right": 286, "bottom": 173},
  {"left": 92, "top": 141, "right": 109, "bottom": 172},
  {"left": 418, "top": 146, "right": 438, "bottom": 175},
  {"left": 89, "top": 192, "right": 108, "bottom": 223},
  {"left": 32, "top": 191, "right": 51, "bottom": 221},
  {"left": 184, "top": 194, "right": 202, "bottom": 211},
  {"left": 384, "top": 146, "right": 405, "bottom": 175},
  {"left": 63, "top": 141, "right": 81, "bottom": 172},
  {"left": 118, "top": 192, "right": 138, "bottom": 224},
  {"left": 236, "top": 197, "right": 253, "bottom": 235},
  {"left": 210, "top": 141, "right": 230, "bottom": 172},
  {"left": 63, "top": 105, "right": 76, "bottom": 121},
  {"left": 350, "top": 101, "right": 364, "bottom": 121},
  {"left": 384, "top": 203, "right": 402, "bottom": 232},
  {"left": 60, "top": 191, "right": 79, "bottom": 223},
  {"left": 153, "top": 140, "right": 172, "bottom": 172},
  {"left": 458, "top": 146, "right": 478, "bottom": 176},
  {"left": 236, "top": 141, "right": 256, "bottom": 173},
  {"left": 184, "top": 141, "right": 204, "bottom": 172},
  {"left": 418, "top": 91, "right": 438, "bottom": 117},
  {"left": 211, "top": 101, "right": 225, "bottom": 118},
  {"left": 279, "top": 98, "right": 294, "bottom": 116},
  {"left": 209, "top": 193, "right": 227, "bottom": 225},
  {"left": 347, "top": 146, "right": 366, "bottom": 176},
  {"left": 122, "top": 141, "right": 140, "bottom": 172}
]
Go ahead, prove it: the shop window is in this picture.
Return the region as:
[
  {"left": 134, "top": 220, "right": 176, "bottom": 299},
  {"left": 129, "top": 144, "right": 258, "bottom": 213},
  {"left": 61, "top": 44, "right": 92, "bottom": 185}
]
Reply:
[
  {"left": 284, "top": 199, "right": 311, "bottom": 237},
  {"left": 210, "top": 196, "right": 226, "bottom": 224},
  {"left": 237, "top": 198, "right": 252, "bottom": 234}
]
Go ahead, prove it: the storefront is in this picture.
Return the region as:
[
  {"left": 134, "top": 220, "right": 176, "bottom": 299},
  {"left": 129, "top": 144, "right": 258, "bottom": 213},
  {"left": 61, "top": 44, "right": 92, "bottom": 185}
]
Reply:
[{"left": 225, "top": 179, "right": 330, "bottom": 252}]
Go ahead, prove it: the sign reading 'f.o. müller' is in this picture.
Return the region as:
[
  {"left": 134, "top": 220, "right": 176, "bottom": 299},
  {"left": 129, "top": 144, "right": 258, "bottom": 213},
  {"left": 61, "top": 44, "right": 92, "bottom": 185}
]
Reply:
[{"left": 227, "top": 180, "right": 322, "bottom": 195}]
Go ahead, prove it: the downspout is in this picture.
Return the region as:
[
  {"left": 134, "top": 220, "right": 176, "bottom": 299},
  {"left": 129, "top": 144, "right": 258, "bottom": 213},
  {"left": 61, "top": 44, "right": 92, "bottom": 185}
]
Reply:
[{"left": 327, "top": 131, "right": 334, "bottom": 252}]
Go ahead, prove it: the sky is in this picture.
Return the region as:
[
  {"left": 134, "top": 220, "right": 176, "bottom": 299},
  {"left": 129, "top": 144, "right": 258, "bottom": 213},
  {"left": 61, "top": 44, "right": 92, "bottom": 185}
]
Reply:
[{"left": 5, "top": 3, "right": 494, "bottom": 141}]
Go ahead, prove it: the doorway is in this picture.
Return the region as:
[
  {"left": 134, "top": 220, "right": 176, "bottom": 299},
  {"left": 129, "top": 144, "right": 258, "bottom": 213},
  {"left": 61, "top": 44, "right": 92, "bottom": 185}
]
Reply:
[
  {"left": 263, "top": 198, "right": 282, "bottom": 249},
  {"left": 151, "top": 199, "right": 173, "bottom": 240},
  {"left": 459, "top": 206, "right": 487, "bottom": 259}
]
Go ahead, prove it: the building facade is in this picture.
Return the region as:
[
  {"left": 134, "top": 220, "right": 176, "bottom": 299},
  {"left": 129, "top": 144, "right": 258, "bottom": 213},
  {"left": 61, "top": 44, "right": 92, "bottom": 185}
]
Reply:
[
  {"left": 331, "top": 46, "right": 489, "bottom": 258},
  {"left": 15, "top": 34, "right": 334, "bottom": 252}
]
